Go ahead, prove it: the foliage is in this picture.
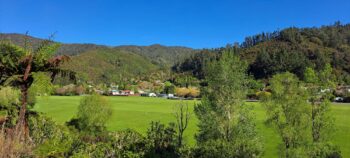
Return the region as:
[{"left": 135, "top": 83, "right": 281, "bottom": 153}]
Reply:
[
  {"left": 60, "top": 49, "right": 159, "bottom": 84},
  {"left": 303, "top": 65, "right": 340, "bottom": 157},
  {"left": 188, "top": 87, "right": 200, "bottom": 98},
  {"left": 145, "top": 121, "right": 179, "bottom": 158},
  {"left": 0, "top": 39, "right": 74, "bottom": 139},
  {"left": 174, "top": 22, "right": 350, "bottom": 84},
  {"left": 111, "top": 129, "right": 149, "bottom": 157},
  {"left": 174, "top": 74, "right": 200, "bottom": 88},
  {"left": 29, "top": 72, "right": 54, "bottom": 96},
  {"left": 1, "top": 34, "right": 197, "bottom": 85},
  {"left": 195, "top": 49, "right": 263, "bottom": 157},
  {"left": 175, "top": 87, "right": 190, "bottom": 97},
  {"left": 263, "top": 72, "right": 311, "bottom": 157},
  {"left": 0, "top": 87, "right": 20, "bottom": 127},
  {"left": 68, "top": 94, "right": 112, "bottom": 133},
  {"left": 175, "top": 87, "right": 200, "bottom": 98},
  {"left": 172, "top": 49, "right": 219, "bottom": 80},
  {"left": 0, "top": 86, "right": 19, "bottom": 109},
  {"left": 164, "top": 81, "right": 175, "bottom": 94},
  {"left": 54, "top": 84, "right": 86, "bottom": 96},
  {"left": 29, "top": 113, "right": 75, "bottom": 157}
]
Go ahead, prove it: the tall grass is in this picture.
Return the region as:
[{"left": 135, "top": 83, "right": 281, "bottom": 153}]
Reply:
[{"left": 0, "top": 122, "right": 32, "bottom": 158}]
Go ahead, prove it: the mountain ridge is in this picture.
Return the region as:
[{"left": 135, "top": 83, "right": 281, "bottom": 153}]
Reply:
[{"left": 0, "top": 33, "right": 196, "bottom": 83}]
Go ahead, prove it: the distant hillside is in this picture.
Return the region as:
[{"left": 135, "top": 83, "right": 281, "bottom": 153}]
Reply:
[
  {"left": 0, "top": 33, "right": 107, "bottom": 55},
  {"left": 0, "top": 33, "right": 195, "bottom": 66},
  {"left": 60, "top": 48, "right": 159, "bottom": 84},
  {"left": 174, "top": 22, "right": 350, "bottom": 84},
  {"left": 116, "top": 44, "right": 195, "bottom": 66},
  {"left": 0, "top": 33, "right": 196, "bottom": 83}
]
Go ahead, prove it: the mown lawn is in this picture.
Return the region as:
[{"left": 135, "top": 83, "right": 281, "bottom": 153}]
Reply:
[{"left": 34, "top": 96, "right": 350, "bottom": 158}]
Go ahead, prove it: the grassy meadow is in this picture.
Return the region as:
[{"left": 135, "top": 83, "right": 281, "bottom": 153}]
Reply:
[{"left": 34, "top": 96, "right": 350, "bottom": 158}]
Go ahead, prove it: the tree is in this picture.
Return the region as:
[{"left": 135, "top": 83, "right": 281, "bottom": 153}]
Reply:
[
  {"left": 304, "top": 65, "right": 340, "bottom": 157},
  {"left": 173, "top": 101, "right": 191, "bottom": 147},
  {"left": 69, "top": 94, "right": 112, "bottom": 133},
  {"left": 0, "top": 39, "right": 74, "bottom": 138},
  {"left": 164, "top": 81, "right": 175, "bottom": 94},
  {"left": 145, "top": 121, "right": 178, "bottom": 158},
  {"left": 194, "top": 49, "right": 263, "bottom": 157},
  {"left": 263, "top": 72, "right": 311, "bottom": 157}
]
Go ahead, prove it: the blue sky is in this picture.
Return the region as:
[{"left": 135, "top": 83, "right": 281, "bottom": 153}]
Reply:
[{"left": 1, "top": 0, "right": 350, "bottom": 48}]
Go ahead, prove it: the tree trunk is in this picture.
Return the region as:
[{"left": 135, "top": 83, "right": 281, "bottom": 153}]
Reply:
[
  {"left": 15, "top": 83, "right": 28, "bottom": 139},
  {"left": 15, "top": 54, "right": 33, "bottom": 139}
]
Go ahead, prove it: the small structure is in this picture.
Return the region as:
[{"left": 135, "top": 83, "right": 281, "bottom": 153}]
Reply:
[
  {"left": 120, "top": 90, "right": 135, "bottom": 95},
  {"left": 141, "top": 92, "right": 157, "bottom": 97},
  {"left": 109, "top": 89, "right": 134, "bottom": 96},
  {"left": 149, "top": 93, "right": 157, "bottom": 97},
  {"left": 110, "top": 90, "right": 119, "bottom": 96},
  {"left": 157, "top": 94, "right": 168, "bottom": 98}
]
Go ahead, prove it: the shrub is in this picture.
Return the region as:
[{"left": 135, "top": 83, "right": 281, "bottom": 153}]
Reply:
[
  {"left": 188, "top": 87, "right": 200, "bottom": 98},
  {"left": 145, "top": 121, "right": 179, "bottom": 158},
  {"left": 29, "top": 113, "right": 75, "bottom": 157},
  {"left": 111, "top": 129, "right": 148, "bottom": 157},
  {"left": 175, "top": 87, "right": 190, "bottom": 97},
  {"left": 68, "top": 94, "right": 112, "bottom": 133},
  {"left": 54, "top": 84, "right": 76, "bottom": 96},
  {"left": 75, "top": 85, "right": 86, "bottom": 95},
  {"left": 308, "top": 142, "right": 342, "bottom": 158},
  {"left": 256, "top": 91, "right": 271, "bottom": 99}
]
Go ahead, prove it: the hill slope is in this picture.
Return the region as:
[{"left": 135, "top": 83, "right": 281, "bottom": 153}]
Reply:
[
  {"left": 173, "top": 22, "right": 350, "bottom": 84},
  {"left": 0, "top": 33, "right": 196, "bottom": 83}
]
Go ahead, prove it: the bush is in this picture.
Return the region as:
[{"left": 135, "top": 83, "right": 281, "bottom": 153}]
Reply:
[
  {"left": 111, "top": 129, "right": 148, "bottom": 157},
  {"left": 308, "top": 143, "right": 342, "bottom": 158},
  {"left": 54, "top": 84, "right": 76, "bottom": 96},
  {"left": 145, "top": 121, "right": 179, "bottom": 158},
  {"left": 188, "top": 87, "right": 200, "bottom": 98},
  {"left": 67, "top": 94, "right": 112, "bottom": 133},
  {"left": 29, "top": 113, "right": 75, "bottom": 157},
  {"left": 175, "top": 87, "right": 200, "bottom": 98},
  {"left": 256, "top": 91, "right": 271, "bottom": 100},
  {"left": 75, "top": 85, "right": 86, "bottom": 95}
]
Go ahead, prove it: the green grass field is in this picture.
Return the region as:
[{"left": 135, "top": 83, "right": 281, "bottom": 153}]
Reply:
[{"left": 34, "top": 96, "right": 350, "bottom": 158}]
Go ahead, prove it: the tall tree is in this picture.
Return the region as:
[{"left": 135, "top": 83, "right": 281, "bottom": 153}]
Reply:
[
  {"left": 194, "top": 49, "right": 263, "bottom": 157},
  {"left": 262, "top": 72, "right": 311, "bottom": 157},
  {"left": 0, "top": 39, "right": 74, "bottom": 138},
  {"left": 304, "top": 65, "right": 340, "bottom": 157}
]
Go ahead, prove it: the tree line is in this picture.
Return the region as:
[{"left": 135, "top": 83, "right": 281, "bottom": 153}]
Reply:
[{"left": 174, "top": 22, "right": 350, "bottom": 85}]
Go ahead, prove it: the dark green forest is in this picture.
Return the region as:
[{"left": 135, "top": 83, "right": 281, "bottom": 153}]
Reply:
[{"left": 173, "top": 22, "right": 350, "bottom": 84}]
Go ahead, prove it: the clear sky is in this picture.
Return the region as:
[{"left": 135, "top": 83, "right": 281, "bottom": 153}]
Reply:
[{"left": 1, "top": 0, "right": 350, "bottom": 48}]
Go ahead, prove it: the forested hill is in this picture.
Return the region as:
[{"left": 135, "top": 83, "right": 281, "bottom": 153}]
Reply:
[
  {"left": 0, "top": 33, "right": 196, "bottom": 66},
  {"left": 174, "top": 22, "right": 350, "bottom": 84},
  {"left": 0, "top": 33, "right": 196, "bottom": 83},
  {"left": 115, "top": 45, "right": 195, "bottom": 66},
  {"left": 2, "top": 22, "right": 350, "bottom": 84}
]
